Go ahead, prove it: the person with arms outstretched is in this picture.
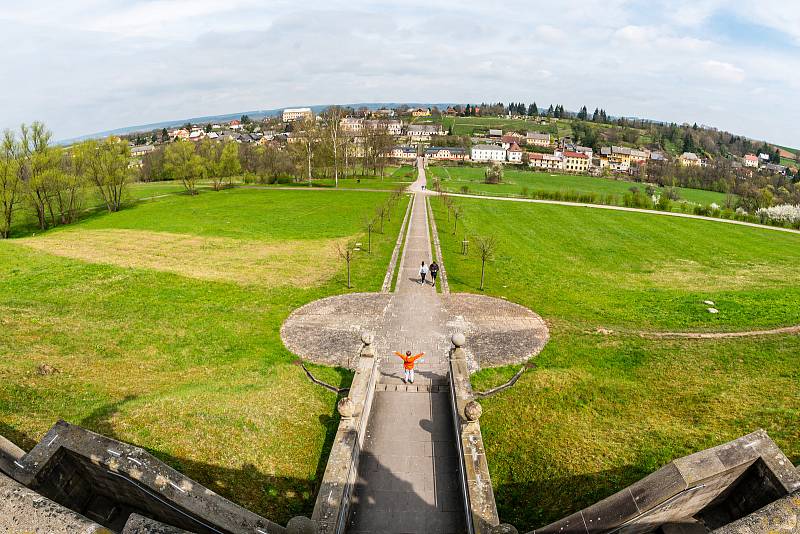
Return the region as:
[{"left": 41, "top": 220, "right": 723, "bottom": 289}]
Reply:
[{"left": 394, "top": 350, "right": 424, "bottom": 383}]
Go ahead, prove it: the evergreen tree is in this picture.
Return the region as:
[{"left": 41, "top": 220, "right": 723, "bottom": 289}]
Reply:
[
  {"left": 682, "top": 132, "right": 695, "bottom": 153},
  {"left": 578, "top": 106, "right": 588, "bottom": 120},
  {"left": 547, "top": 105, "right": 554, "bottom": 117},
  {"left": 528, "top": 102, "right": 538, "bottom": 116},
  {"left": 592, "top": 108, "right": 600, "bottom": 122},
  {"left": 465, "top": 104, "right": 472, "bottom": 116}
]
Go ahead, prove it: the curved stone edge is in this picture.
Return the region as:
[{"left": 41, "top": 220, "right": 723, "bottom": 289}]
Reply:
[
  {"left": 444, "top": 292, "right": 551, "bottom": 371},
  {"left": 280, "top": 292, "right": 391, "bottom": 369}
]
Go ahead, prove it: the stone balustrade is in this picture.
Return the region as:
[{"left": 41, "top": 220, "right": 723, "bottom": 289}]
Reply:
[
  {"left": 449, "top": 332, "right": 517, "bottom": 534},
  {"left": 309, "top": 332, "right": 380, "bottom": 534}
]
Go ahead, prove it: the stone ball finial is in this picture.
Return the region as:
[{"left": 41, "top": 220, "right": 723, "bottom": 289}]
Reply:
[
  {"left": 464, "top": 400, "right": 482, "bottom": 422},
  {"left": 451, "top": 332, "right": 466, "bottom": 347},
  {"left": 361, "top": 331, "right": 374, "bottom": 345},
  {"left": 287, "top": 516, "right": 318, "bottom": 534},
  {"left": 490, "top": 524, "right": 519, "bottom": 534},
  {"left": 337, "top": 397, "right": 355, "bottom": 418}
]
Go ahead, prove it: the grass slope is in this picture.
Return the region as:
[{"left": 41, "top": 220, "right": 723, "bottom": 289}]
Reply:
[
  {"left": 0, "top": 188, "right": 409, "bottom": 524},
  {"left": 430, "top": 196, "right": 800, "bottom": 530}
]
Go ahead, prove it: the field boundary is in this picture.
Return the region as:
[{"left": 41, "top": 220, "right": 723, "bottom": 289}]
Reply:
[
  {"left": 426, "top": 196, "right": 449, "bottom": 294},
  {"left": 638, "top": 324, "right": 800, "bottom": 339},
  {"left": 382, "top": 193, "right": 414, "bottom": 293},
  {"left": 439, "top": 192, "right": 800, "bottom": 235}
]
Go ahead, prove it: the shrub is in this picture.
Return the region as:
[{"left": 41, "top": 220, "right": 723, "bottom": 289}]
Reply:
[{"left": 460, "top": 185, "right": 470, "bottom": 194}]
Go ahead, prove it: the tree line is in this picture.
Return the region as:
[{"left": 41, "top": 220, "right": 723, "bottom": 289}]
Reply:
[
  {"left": 0, "top": 123, "right": 132, "bottom": 237},
  {"left": 142, "top": 107, "right": 396, "bottom": 187}
]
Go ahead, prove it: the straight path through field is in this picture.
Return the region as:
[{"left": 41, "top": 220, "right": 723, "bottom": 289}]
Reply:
[{"left": 348, "top": 159, "right": 465, "bottom": 533}]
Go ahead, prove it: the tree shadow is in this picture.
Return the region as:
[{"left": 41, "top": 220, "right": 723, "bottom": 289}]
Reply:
[{"left": 494, "top": 464, "right": 654, "bottom": 532}]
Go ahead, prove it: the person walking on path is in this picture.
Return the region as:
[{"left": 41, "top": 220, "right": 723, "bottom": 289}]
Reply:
[
  {"left": 419, "top": 261, "right": 428, "bottom": 285},
  {"left": 429, "top": 261, "right": 439, "bottom": 287},
  {"left": 394, "top": 350, "right": 424, "bottom": 383}
]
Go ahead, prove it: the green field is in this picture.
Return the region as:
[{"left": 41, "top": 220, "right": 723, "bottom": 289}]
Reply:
[
  {"left": 427, "top": 165, "right": 730, "bottom": 206},
  {"left": 430, "top": 196, "right": 800, "bottom": 529},
  {"left": 255, "top": 165, "right": 417, "bottom": 190},
  {"left": 0, "top": 188, "right": 408, "bottom": 523}
]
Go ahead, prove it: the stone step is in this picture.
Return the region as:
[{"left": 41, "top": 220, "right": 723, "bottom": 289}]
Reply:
[{"left": 374, "top": 383, "right": 450, "bottom": 394}]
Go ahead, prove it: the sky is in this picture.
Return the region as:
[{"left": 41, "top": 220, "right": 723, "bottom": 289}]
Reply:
[{"left": 1, "top": 0, "right": 798, "bottom": 146}]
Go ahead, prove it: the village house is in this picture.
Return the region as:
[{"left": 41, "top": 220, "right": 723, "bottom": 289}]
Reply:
[
  {"left": 488, "top": 129, "right": 503, "bottom": 138},
  {"left": 282, "top": 107, "right": 313, "bottom": 123},
  {"left": 471, "top": 144, "right": 506, "bottom": 163},
  {"left": 390, "top": 146, "right": 417, "bottom": 160},
  {"left": 411, "top": 107, "right": 431, "bottom": 117},
  {"left": 629, "top": 148, "right": 649, "bottom": 165},
  {"left": 425, "top": 146, "right": 467, "bottom": 161},
  {"left": 743, "top": 154, "right": 759, "bottom": 168},
  {"left": 525, "top": 131, "right": 551, "bottom": 147},
  {"left": 562, "top": 151, "right": 589, "bottom": 173},
  {"left": 365, "top": 119, "right": 404, "bottom": 136},
  {"left": 372, "top": 107, "right": 395, "bottom": 118},
  {"left": 528, "top": 152, "right": 564, "bottom": 170},
  {"left": 575, "top": 145, "right": 594, "bottom": 161},
  {"left": 679, "top": 152, "right": 701, "bottom": 167},
  {"left": 406, "top": 124, "right": 443, "bottom": 142},
  {"left": 506, "top": 143, "right": 523, "bottom": 163},
  {"left": 130, "top": 145, "right": 156, "bottom": 158},
  {"left": 188, "top": 129, "right": 204, "bottom": 141},
  {"left": 229, "top": 119, "right": 242, "bottom": 130},
  {"left": 764, "top": 162, "right": 787, "bottom": 175},
  {"left": 341, "top": 117, "right": 364, "bottom": 133}
]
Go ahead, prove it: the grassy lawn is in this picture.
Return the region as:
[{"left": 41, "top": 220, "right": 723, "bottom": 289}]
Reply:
[
  {"left": 427, "top": 165, "right": 730, "bottom": 206},
  {"left": 430, "top": 196, "right": 800, "bottom": 530},
  {"left": 0, "top": 188, "right": 409, "bottom": 524},
  {"left": 242, "top": 166, "right": 416, "bottom": 190}
]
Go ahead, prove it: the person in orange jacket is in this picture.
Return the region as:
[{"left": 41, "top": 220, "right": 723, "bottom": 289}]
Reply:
[{"left": 394, "top": 350, "right": 424, "bottom": 383}]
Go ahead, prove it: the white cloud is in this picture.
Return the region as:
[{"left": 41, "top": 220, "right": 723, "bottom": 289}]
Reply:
[
  {"left": 701, "top": 60, "right": 746, "bottom": 83},
  {"left": 0, "top": 1, "right": 798, "bottom": 147}
]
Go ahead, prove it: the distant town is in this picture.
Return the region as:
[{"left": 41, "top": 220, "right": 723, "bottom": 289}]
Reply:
[{"left": 126, "top": 103, "right": 797, "bottom": 180}]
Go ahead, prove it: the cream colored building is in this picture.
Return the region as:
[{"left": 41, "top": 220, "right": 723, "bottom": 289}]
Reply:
[
  {"left": 528, "top": 153, "right": 563, "bottom": 170},
  {"left": 282, "top": 107, "right": 313, "bottom": 123},
  {"left": 562, "top": 151, "right": 589, "bottom": 173},
  {"left": 679, "top": 152, "right": 701, "bottom": 167},
  {"left": 526, "top": 132, "right": 551, "bottom": 147}
]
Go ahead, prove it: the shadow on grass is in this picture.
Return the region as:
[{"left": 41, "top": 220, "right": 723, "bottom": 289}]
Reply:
[
  {"left": 494, "top": 464, "right": 653, "bottom": 531},
  {"left": 2, "top": 392, "right": 342, "bottom": 526}
]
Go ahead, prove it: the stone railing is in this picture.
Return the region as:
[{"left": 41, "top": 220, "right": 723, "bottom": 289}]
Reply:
[
  {"left": 449, "top": 333, "right": 517, "bottom": 534},
  {"left": 308, "top": 332, "right": 380, "bottom": 534}
]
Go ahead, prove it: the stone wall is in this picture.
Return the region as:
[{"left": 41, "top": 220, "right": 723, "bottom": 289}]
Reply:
[
  {"left": 311, "top": 333, "right": 380, "bottom": 534},
  {"left": 4, "top": 420, "right": 286, "bottom": 533},
  {"left": 533, "top": 430, "right": 800, "bottom": 534},
  {"left": 448, "top": 333, "right": 502, "bottom": 534}
]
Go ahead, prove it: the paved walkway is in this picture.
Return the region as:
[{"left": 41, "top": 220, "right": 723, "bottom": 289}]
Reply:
[{"left": 349, "top": 159, "right": 466, "bottom": 533}]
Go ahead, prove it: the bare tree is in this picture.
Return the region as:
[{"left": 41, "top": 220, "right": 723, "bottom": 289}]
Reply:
[
  {"left": 295, "top": 116, "right": 320, "bottom": 186},
  {"left": 322, "top": 106, "right": 346, "bottom": 187},
  {"left": 364, "top": 216, "right": 376, "bottom": 253},
  {"left": 375, "top": 203, "right": 387, "bottom": 233},
  {"left": 473, "top": 235, "right": 497, "bottom": 290},
  {"left": 336, "top": 242, "right": 356, "bottom": 288},
  {"left": 452, "top": 205, "right": 463, "bottom": 235}
]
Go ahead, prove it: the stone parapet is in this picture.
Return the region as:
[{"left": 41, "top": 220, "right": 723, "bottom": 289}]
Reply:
[
  {"left": 311, "top": 333, "right": 380, "bottom": 534},
  {"left": 534, "top": 429, "right": 800, "bottom": 534},
  {"left": 448, "top": 333, "right": 502, "bottom": 534}
]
